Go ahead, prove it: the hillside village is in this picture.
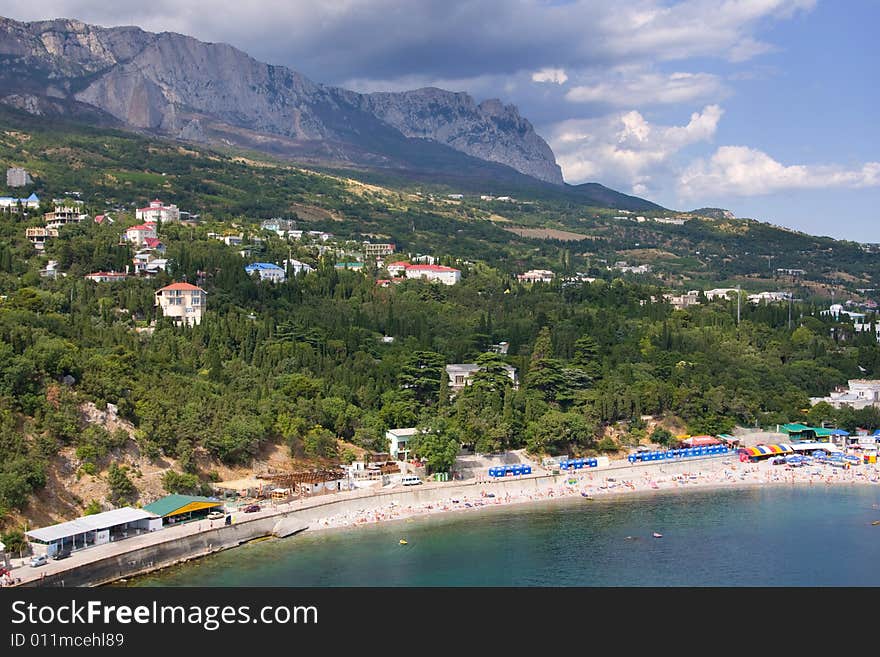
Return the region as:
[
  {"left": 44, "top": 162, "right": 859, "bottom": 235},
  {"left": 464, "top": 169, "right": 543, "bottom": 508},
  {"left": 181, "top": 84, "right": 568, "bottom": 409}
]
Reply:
[{"left": 4, "top": 125, "right": 880, "bottom": 559}]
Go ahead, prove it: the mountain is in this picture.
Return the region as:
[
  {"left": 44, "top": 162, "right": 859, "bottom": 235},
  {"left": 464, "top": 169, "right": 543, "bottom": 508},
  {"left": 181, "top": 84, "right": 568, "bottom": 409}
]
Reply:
[
  {"left": 570, "top": 183, "right": 664, "bottom": 212},
  {"left": 0, "top": 16, "right": 565, "bottom": 185}
]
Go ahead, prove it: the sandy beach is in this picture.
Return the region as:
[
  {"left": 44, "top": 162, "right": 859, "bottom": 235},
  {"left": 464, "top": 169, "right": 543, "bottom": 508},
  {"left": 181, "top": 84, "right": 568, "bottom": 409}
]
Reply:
[{"left": 308, "top": 456, "right": 880, "bottom": 533}]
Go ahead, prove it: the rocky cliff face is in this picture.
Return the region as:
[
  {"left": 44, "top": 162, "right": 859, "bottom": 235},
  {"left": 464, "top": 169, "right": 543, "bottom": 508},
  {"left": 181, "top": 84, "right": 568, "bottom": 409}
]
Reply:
[
  {"left": 361, "top": 88, "right": 562, "bottom": 183},
  {"left": 0, "top": 16, "right": 563, "bottom": 184}
]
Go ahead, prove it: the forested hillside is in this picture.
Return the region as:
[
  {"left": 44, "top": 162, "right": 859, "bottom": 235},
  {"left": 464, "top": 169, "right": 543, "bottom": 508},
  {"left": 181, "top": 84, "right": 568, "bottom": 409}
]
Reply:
[{"left": 2, "top": 107, "right": 880, "bottom": 531}]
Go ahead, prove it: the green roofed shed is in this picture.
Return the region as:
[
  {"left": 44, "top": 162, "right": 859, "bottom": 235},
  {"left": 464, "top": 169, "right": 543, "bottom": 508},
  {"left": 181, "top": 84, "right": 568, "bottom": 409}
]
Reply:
[
  {"left": 143, "top": 494, "right": 223, "bottom": 524},
  {"left": 779, "top": 423, "right": 834, "bottom": 442},
  {"left": 780, "top": 423, "right": 810, "bottom": 433}
]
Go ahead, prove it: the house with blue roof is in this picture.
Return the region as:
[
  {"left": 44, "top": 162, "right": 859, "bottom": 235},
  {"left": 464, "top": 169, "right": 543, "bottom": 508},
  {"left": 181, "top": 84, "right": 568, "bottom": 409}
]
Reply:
[
  {"left": 245, "top": 262, "right": 286, "bottom": 283},
  {"left": 0, "top": 192, "right": 39, "bottom": 210}
]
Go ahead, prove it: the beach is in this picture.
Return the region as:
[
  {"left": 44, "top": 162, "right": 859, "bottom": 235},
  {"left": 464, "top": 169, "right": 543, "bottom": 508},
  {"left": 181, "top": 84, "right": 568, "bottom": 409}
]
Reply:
[
  {"left": 308, "top": 456, "right": 880, "bottom": 533},
  {"left": 8, "top": 453, "right": 879, "bottom": 588}
]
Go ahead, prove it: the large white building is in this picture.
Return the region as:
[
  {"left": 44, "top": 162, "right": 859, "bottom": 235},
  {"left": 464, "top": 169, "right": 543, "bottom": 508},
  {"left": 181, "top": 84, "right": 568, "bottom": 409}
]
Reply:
[
  {"left": 821, "top": 303, "right": 865, "bottom": 321},
  {"left": 748, "top": 291, "right": 791, "bottom": 304},
  {"left": 704, "top": 288, "right": 738, "bottom": 300},
  {"left": 245, "top": 262, "right": 286, "bottom": 283},
  {"left": 518, "top": 269, "right": 554, "bottom": 284},
  {"left": 155, "top": 282, "right": 207, "bottom": 326},
  {"left": 0, "top": 192, "right": 39, "bottom": 209},
  {"left": 405, "top": 264, "right": 461, "bottom": 285},
  {"left": 283, "top": 259, "right": 315, "bottom": 275},
  {"left": 136, "top": 199, "right": 180, "bottom": 223},
  {"left": 810, "top": 379, "right": 880, "bottom": 410},
  {"left": 26, "top": 507, "right": 162, "bottom": 557}
]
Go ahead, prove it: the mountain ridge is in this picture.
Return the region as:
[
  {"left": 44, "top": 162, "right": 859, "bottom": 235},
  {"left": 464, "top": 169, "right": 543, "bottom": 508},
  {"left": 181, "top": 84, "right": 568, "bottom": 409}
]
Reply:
[{"left": 0, "top": 16, "right": 567, "bottom": 185}]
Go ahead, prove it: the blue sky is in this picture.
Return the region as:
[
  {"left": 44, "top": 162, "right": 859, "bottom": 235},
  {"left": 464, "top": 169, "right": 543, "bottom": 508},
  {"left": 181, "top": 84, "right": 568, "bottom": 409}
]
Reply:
[{"left": 2, "top": 1, "right": 878, "bottom": 240}]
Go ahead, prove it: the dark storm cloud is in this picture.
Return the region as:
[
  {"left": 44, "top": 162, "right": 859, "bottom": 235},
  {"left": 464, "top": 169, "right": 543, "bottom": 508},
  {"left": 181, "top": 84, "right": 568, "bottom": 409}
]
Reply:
[{"left": 0, "top": 1, "right": 815, "bottom": 84}]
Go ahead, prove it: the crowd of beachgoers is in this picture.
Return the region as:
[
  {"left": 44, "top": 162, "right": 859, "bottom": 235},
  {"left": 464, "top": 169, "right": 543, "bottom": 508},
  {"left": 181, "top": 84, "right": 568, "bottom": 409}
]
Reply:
[{"left": 311, "top": 456, "right": 880, "bottom": 532}]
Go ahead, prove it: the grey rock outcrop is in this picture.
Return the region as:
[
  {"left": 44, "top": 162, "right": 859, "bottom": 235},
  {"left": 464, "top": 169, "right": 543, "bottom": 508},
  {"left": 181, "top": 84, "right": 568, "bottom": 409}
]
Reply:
[{"left": 0, "top": 16, "right": 563, "bottom": 184}]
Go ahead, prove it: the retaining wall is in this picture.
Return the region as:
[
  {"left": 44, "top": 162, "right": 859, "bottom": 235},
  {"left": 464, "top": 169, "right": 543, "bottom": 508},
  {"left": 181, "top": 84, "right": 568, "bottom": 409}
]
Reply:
[{"left": 24, "top": 455, "right": 729, "bottom": 587}]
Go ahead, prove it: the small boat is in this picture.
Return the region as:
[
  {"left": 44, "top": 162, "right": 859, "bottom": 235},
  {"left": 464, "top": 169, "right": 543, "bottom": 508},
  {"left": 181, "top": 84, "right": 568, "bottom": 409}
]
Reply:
[
  {"left": 652, "top": 532, "right": 663, "bottom": 538},
  {"left": 399, "top": 539, "right": 408, "bottom": 545},
  {"left": 872, "top": 520, "right": 880, "bottom": 526}
]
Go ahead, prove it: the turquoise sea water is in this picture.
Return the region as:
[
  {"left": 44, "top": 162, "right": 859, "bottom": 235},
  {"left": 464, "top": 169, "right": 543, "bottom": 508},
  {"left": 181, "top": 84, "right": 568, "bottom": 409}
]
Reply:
[{"left": 128, "top": 485, "right": 880, "bottom": 586}]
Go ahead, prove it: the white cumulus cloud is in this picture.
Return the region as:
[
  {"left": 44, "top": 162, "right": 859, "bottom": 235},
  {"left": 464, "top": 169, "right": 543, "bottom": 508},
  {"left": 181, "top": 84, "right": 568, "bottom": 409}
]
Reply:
[
  {"left": 678, "top": 146, "right": 880, "bottom": 198},
  {"left": 531, "top": 68, "right": 568, "bottom": 84},
  {"left": 548, "top": 104, "right": 723, "bottom": 192},
  {"left": 566, "top": 70, "right": 725, "bottom": 106}
]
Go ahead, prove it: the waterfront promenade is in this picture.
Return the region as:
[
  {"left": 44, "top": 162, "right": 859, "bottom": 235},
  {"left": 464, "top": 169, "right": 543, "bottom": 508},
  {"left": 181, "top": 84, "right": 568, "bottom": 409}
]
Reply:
[{"left": 6, "top": 453, "right": 879, "bottom": 587}]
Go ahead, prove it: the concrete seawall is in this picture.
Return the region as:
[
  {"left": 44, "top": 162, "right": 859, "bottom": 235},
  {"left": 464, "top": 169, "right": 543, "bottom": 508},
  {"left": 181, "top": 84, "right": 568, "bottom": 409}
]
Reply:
[{"left": 23, "top": 455, "right": 730, "bottom": 587}]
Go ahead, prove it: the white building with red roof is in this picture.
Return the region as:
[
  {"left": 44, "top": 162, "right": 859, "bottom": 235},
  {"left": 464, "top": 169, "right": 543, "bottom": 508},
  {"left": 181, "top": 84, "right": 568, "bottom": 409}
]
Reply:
[
  {"left": 385, "top": 261, "right": 409, "bottom": 277},
  {"left": 155, "top": 282, "right": 207, "bottom": 326},
  {"left": 136, "top": 199, "right": 180, "bottom": 224},
  {"left": 143, "top": 237, "right": 165, "bottom": 253},
  {"left": 124, "top": 223, "right": 158, "bottom": 246},
  {"left": 404, "top": 264, "right": 461, "bottom": 285}
]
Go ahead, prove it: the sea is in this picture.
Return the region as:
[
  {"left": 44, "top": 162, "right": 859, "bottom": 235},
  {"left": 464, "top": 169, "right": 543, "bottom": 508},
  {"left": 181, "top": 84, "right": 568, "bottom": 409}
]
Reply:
[{"left": 127, "top": 485, "right": 880, "bottom": 586}]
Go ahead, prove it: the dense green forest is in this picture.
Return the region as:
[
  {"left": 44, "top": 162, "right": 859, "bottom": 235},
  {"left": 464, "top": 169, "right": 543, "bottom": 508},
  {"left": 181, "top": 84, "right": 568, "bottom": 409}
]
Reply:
[{"left": 2, "top": 108, "right": 880, "bottom": 524}]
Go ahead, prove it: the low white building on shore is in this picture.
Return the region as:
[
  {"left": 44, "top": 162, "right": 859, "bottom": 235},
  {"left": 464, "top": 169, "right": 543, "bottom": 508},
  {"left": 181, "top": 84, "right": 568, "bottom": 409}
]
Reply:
[
  {"left": 26, "top": 508, "right": 162, "bottom": 557},
  {"left": 387, "top": 427, "right": 422, "bottom": 461}
]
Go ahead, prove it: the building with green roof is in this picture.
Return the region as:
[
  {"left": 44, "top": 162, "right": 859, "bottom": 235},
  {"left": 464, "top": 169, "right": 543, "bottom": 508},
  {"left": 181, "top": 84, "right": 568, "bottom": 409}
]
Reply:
[
  {"left": 143, "top": 494, "right": 224, "bottom": 525},
  {"left": 778, "top": 423, "right": 835, "bottom": 442}
]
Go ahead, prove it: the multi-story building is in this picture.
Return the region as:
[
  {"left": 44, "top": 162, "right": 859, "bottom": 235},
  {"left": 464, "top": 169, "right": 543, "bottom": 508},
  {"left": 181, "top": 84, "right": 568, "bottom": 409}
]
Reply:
[
  {"left": 155, "top": 282, "right": 207, "bottom": 326},
  {"left": 25, "top": 226, "right": 59, "bottom": 250},
  {"left": 6, "top": 167, "right": 32, "bottom": 187},
  {"left": 810, "top": 380, "right": 880, "bottom": 410},
  {"left": 136, "top": 199, "right": 180, "bottom": 224},
  {"left": 665, "top": 290, "right": 701, "bottom": 310},
  {"left": 363, "top": 242, "right": 396, "bottom": 258},
  {"left": 260, "top": 218, "right": 296, "bottom": 234},
  {"left": 245, "top": 262, "right": 287, "bottom": 283},
  {"left": 445, "top": 363, "right": 518, "bottom": 392},
  {"left": 45, "top": 202, "right": 88, "bottom": 228},
  {"left": 123, "top": 223, "right": 158, "bottom": 247},
  {"left": 748, "top": 291, "right": 791, "bottom": 304},
  {"left": 39, "top": 260, "right": 62, "bottom": 279},
  {"left": 386, "top": 428, "right": 422, "bottom": 461},
  {"left": 385, "top": 261, "right": 409, "bottom": 277},
  {"left": 404, "top": 264, "right": 461, "bottom": 285},
  {"left": 0, "top": 193, "right": 40, "bottom": 210},
  {"left": 518, "top": 269, "right": 555, "bottom": 284},
  {"left": 283, "top": 259, "right": 315, "bottom": 275}
]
